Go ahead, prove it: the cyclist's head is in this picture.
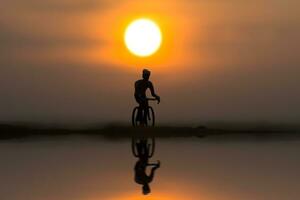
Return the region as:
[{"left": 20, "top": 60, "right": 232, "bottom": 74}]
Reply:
[
  {"left": 142, "top": 184, "right": 151, "bottom": 195},
  {"left": 142, "top": 69, "right": 151, "bottom": 80}
]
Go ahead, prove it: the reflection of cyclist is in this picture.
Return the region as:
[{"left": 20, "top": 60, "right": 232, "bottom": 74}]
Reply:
[
  {"left": 134, "top": 69, "right": 160, "bottom": 124},
  {"left": 134, "top": 140, "right": 160, "bottom": 195}
]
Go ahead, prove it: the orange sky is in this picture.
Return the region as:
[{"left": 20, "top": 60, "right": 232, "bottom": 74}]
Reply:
[{"left": 1, "top": 0, "right": 300, "bottom": 124}]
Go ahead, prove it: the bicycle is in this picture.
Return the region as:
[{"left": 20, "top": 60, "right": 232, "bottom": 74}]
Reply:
[
  {"left": 131, "top": 98, "right": 159, "bottom": 158},
  {"left": 132, "top": 98, "right": 158, "bottom": 127},
  {"left": 131, "top": 137, "right": 155, "bottom": 158}
]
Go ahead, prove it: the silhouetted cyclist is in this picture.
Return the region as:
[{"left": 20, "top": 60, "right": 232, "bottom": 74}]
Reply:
[
  {"left": 134, "top": 69, "right": 160, "bottom": 124},
  {"left": 134, "top": 140, "right": 160, "bottom": 195}
]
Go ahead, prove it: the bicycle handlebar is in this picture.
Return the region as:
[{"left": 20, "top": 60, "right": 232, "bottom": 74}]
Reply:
[
  {"left": 147, "top": 98, "right": 158, "bottom": 101},
  {"left": 147, "top": 98, "right": 160, "bottom": 104}
]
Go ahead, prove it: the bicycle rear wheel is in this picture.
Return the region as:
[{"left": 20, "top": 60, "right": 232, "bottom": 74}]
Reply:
[{"left": 131, "top": 107, "right": 139, "bottom": 127}]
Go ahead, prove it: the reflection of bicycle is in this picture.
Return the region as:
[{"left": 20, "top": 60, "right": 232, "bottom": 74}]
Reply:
[
  {"left": 132, "top": 98, "right": 158, "bottom": 127},
  {"left": 132, "top": 138, "right": 155, "bottom": 158}
]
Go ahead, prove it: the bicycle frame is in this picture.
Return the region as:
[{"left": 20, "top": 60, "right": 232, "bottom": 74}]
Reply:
[{"left": 132, "top": 98, "right": 157, "bottom": 127}]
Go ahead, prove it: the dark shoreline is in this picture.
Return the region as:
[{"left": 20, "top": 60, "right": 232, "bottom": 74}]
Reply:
[{"left": 0, "top": 124, "right": 299, "bottom": 140}]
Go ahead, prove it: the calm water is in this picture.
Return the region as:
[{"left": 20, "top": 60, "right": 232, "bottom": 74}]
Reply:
[{"left": 0, "top": 135, "right": 299, "bottom": 200}]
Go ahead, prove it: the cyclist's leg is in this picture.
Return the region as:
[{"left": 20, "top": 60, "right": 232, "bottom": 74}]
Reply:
[
  {"left": 135, "top": 96, "right": 148, "bottom": 125},
  {"left": 136, "top": 141, "right": 142, "bottom": 155},
  {"left": 136, "top": 99, "right": 147, "bottom": 125},
  {"left": 143, "top": 140, "right": 150, "bottom": 156},
  {"left": 135, "top": 96, "right": 143, "bottom": 122},
  {"left": 142, "top": 100, "right": 149, "bottom": 125},
  {"left": 140, "top": 141, "right": 147, "bottom": 156},
  {"left": 137, "top": 107, "right": 143, "bottom": 122}
]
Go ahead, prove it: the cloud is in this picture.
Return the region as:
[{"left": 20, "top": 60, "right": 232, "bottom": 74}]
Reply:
[
  {"left": 0, "top": 26, "right": 103, "bottom": 49},
  {"left": 0, "top": 22, "right": 105, "bottom": 66},
  {"left": 20, "top": 0, "right": 120, "bottom": 12}
]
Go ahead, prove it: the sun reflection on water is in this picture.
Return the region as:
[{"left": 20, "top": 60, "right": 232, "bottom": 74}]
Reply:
[{"left": 108, "top": 193, "right": 181, "bottom": 200}]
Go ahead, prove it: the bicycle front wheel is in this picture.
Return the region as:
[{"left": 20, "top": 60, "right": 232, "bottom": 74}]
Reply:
[{"left": 147, "top": 106, "right": 155, "bottom": 127}]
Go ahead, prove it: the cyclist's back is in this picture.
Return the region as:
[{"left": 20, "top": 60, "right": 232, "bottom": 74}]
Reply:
[
  {"left": 135, "top": 79, "right": 153, "bottom": 99},
  {"left": 134, "top": 69, "right": 160, "bottom": 103}
]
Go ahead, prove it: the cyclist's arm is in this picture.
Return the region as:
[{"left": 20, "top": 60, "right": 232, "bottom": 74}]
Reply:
[
  {"left": 134, "top": 81, "right": 138, "bottom": 91},
  {"left": 149, "top": 82, "right": 159, "bottom": 98}
]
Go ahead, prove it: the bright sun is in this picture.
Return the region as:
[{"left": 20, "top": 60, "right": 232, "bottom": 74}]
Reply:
[{"left": 124, "top": 18, "right": 162, "bottom": 57}]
